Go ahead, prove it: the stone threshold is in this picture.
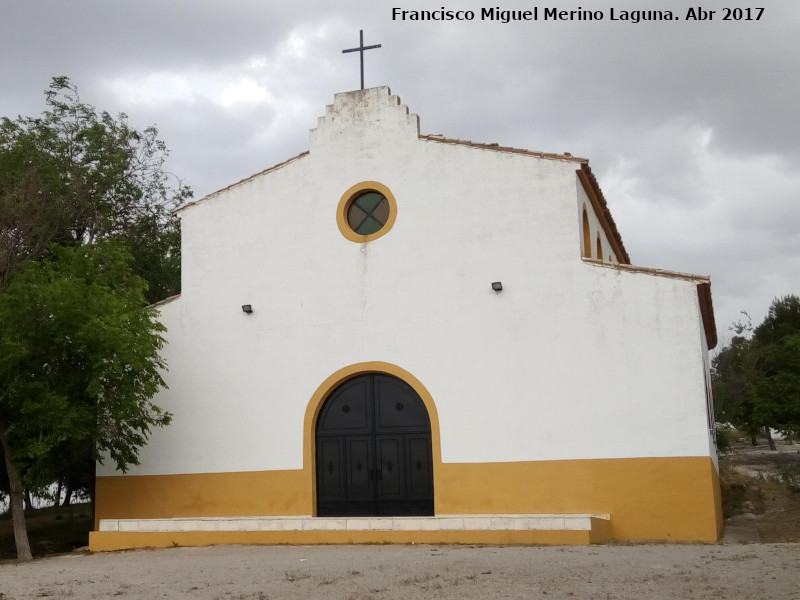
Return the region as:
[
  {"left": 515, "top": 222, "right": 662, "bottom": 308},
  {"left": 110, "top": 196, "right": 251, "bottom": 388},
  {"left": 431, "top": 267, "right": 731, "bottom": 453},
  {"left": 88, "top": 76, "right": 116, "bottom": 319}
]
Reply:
[{"left": 99, "top": 513, "right": 609, "bottom": 533}]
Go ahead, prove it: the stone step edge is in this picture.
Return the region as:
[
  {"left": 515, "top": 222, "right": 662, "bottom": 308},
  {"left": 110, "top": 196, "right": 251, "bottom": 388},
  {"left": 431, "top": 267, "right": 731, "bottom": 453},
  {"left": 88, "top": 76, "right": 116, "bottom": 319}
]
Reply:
[{"left": 99, "top": 514, "right": 611, "bottom": 533}]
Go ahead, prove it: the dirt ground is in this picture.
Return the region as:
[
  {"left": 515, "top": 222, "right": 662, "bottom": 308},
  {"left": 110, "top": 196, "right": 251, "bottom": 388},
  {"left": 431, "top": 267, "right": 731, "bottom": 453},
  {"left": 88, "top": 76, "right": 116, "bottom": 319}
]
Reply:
[
  {"left": 1, "top": 543, "right": 799, "bottom": 600},
  {"left": 719, "top": 438, "right": 800, "bottom": 543}
]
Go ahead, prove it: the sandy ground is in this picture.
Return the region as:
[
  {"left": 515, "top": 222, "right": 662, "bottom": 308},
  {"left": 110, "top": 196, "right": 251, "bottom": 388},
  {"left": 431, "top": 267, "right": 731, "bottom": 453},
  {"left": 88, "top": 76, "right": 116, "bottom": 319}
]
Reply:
[{"left": 1, "top": 543, "right": 798, "bottom": 600}]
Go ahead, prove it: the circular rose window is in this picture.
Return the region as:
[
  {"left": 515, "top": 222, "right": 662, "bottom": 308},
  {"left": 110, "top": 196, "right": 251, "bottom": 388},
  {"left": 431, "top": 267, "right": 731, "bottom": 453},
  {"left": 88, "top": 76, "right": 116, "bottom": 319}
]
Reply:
[
  {"left": 347, "top": 191, "right": 390, "bottom": 235},
  {"left": 337, "top": 181, "right": 397, "bottom": 242}
]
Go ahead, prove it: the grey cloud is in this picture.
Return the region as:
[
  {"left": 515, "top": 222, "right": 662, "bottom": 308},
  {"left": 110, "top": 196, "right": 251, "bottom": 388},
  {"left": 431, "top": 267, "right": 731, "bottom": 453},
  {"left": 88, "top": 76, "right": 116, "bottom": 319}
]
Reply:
[{"left": 1, "top": 0, "right": 798, "bottom": 341}]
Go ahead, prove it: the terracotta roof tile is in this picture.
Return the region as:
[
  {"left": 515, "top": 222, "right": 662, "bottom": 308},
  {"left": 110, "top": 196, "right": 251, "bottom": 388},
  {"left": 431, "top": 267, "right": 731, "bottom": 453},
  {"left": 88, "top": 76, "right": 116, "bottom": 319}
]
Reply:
[
  {"left": 148, "top": 294, "right": 181, "bottom": 309},
  {"left": 419, "top": 134, "right": 587, "bottom": 163},
  {"left": 577, "top": 164, "right": 630, "bottom": 264}
]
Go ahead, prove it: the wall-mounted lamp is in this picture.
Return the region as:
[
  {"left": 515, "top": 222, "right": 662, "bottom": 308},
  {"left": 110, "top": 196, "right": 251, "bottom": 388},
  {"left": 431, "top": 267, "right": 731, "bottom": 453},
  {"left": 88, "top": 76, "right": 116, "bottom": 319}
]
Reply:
[
  {"left": 241, "top": 304, "right": 253, "bottom": 314},
  {"left": 491, "top": 282, "right": 503, "bottom": 292}
]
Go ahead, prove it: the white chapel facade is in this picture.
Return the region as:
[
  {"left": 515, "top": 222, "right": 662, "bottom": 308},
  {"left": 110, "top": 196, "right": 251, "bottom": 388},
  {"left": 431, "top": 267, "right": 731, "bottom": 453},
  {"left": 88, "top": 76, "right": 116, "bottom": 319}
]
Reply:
[{"left": 90, "top": 87, "right": 721, "bottom": 549}]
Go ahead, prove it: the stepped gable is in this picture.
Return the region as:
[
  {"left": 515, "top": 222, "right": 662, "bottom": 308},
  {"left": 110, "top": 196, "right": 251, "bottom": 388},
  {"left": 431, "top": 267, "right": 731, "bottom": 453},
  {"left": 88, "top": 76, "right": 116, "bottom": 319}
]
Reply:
[{"left": 309, "top": 86, "right": 420, "bottom": 148}]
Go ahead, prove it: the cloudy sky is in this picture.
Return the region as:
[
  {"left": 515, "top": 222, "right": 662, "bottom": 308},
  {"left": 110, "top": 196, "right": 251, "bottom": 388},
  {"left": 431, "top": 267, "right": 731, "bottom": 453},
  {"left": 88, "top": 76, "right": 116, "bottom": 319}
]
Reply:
[{"left": 1, "top": 1, "right": 797, "bottom": 346}]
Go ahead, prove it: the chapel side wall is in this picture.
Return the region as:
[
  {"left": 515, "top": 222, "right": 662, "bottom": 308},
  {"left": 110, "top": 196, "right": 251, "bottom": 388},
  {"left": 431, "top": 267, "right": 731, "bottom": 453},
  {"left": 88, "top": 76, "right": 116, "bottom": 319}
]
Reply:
[
  {"left": 698, "top": 310, "right": 720, "bottom": 468},
  {"left": 568, "top": 264, "right": 713, "bottom": 456},
  {"left": 577, "top": 181, "right": 617, "bottom": 262}
]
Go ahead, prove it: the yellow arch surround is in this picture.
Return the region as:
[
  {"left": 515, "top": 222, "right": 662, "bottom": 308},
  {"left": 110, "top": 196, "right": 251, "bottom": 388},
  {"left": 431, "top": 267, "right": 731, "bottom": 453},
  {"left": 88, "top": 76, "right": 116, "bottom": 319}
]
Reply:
[
  {"left": 303, "top": 361, "right": 442, "bottom": 515},
  {"left": 336, "top": 181, "right": 398, "bottom": 243},
  {"left": 581, "top": 206, "right": 591, "bottom": 258}
]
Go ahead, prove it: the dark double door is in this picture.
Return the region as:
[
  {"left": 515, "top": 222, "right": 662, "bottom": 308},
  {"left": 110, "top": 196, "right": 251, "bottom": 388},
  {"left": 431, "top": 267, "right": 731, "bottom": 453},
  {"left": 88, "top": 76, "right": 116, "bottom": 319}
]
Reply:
[{"left": 316, "top": 374, "right": 434, "bottom": 517}]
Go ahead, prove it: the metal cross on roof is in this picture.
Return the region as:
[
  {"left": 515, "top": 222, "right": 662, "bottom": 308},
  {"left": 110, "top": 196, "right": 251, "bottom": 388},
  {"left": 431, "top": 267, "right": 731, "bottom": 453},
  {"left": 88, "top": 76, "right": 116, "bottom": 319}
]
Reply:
[{"left": 342, "top": 30, "right": 381, "bottom": 90}]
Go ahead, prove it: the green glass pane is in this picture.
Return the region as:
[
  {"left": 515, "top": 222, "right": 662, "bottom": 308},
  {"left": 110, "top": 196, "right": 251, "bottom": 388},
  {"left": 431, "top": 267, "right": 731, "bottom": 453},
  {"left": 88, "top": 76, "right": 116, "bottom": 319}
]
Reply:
[
  {"left": 355, "top": 216, "right": 383, "bottom": 235},
  {"left": 347, "top": 204, "right": 368, "bottom": 230},
  {"left": 371, "top": 198, "right": 389, "bottom": 225},
  {"left": 354, "top": 192, "right": 385, "bottom": 213}
]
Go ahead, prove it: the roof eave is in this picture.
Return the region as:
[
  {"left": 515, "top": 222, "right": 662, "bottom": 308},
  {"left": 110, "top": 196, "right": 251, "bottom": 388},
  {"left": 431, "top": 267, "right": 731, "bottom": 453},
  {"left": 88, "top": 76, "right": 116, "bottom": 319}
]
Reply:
[
  {"left": 173, "top": 151, "right": 310, "bottom": 217},
  {"left": 576, "top": 165, "right": 630, "bottom": 265}
]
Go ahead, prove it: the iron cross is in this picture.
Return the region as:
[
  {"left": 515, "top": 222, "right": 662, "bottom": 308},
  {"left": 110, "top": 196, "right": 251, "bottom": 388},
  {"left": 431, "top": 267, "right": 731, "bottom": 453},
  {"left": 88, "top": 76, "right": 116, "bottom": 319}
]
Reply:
[{"left": 342, "top": 30, "right": 381, "bottom": 90}]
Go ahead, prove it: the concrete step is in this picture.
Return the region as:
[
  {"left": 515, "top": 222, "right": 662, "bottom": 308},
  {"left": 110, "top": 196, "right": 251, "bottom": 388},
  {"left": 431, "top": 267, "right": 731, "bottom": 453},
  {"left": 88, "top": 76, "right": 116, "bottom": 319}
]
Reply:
[
  {"left": 91, "top": 514, "right": 612, "bottom": 550},
  {"left": 100, "top": 513, "right": 607, "bottom": 533}
]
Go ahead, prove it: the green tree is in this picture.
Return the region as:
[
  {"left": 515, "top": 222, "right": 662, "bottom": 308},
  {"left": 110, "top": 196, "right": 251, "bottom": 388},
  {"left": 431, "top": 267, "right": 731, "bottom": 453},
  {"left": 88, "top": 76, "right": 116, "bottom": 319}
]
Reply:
[
  {"left": 713, "top": 295, "right": 800, "bottom": 444},
  {"left": 0, "top": 78, "right": 186, "bottom": 559},
  {"left": 712, "top": 314, "right": 759, "bottom": 437},
  {"left": 0, "top": 241, "right": 172, "bottom": 560},
  {"left": 125, "top": 212, "right": 181, "bottom": 304},
  {"left": 0, "top": 76, "right": 189, "bottom": 293},
  {"left": 752, "top": 295, "right": 800, "bottom": 437}
]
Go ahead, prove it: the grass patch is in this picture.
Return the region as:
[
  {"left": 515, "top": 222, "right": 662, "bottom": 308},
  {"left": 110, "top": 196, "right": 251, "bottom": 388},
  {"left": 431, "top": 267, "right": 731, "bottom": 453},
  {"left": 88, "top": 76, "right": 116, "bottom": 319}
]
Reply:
[
  {"left": 719, "top": 466, "right": 766, "bottom": 518},
  {"left": 774, "top": 464, "right": 800, "bottom": 493}
]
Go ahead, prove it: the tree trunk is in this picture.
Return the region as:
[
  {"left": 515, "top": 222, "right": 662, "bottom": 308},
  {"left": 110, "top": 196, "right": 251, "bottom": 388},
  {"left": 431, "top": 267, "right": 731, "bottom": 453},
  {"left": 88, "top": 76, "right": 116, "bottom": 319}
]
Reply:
[
  {"left": 89, "top": 461, "right": 97, "bottom": 533},
  {"left": 751, "top": 435, "right": 758, "bottom": 446},
  {"left": 0, "top": 427, "right": 32, "bottom": 560},
  {"left": 765, "top": 426, "right": 777, "bottom": 451},
  {"left": 24, "top": 489, "right": 34, "bottom": 511},
  {"left": 62, "top": 487, "right": 74, "bottom": 507}
]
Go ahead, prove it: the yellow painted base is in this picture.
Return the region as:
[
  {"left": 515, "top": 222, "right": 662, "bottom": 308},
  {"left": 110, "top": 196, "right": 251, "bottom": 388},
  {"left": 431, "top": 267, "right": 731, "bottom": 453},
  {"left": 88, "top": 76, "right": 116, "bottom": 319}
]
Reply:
[
  {"left": 93, "top": 456, "right": 721, "bottom": 550},
  {"left": 436, "top": 457, "right": 723, "bottom": 542},
  {"left": 94, "top": 469, "right": 309, "bottom": 524}
]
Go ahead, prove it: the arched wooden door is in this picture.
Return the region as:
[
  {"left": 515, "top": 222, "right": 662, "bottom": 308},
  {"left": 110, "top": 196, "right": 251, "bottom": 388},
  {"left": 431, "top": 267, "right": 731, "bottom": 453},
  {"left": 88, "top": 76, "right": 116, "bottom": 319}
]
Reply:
[{"left": 315, "top": 373, "right": 434, "bottom": 517}]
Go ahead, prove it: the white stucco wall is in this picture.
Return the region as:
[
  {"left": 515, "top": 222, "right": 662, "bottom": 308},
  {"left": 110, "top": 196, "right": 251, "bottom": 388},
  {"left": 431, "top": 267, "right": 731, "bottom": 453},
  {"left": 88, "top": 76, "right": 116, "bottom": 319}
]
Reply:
[{"left": 98, "top": 88, "right": 714, "bottom": 477}]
